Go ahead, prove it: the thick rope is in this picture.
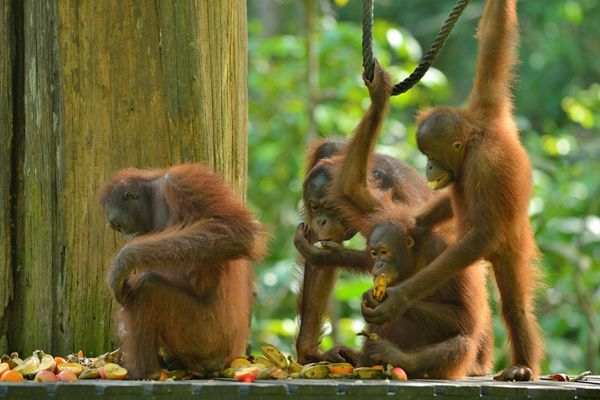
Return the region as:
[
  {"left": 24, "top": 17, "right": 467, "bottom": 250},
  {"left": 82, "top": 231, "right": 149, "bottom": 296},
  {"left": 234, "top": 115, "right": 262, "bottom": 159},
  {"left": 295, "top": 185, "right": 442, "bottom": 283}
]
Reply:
[
  {"left": 362, "top": 0, "right": 375, "bottom": 82},
  {"left": 362, "top": 0, "right": 471, "bottom": 96}
]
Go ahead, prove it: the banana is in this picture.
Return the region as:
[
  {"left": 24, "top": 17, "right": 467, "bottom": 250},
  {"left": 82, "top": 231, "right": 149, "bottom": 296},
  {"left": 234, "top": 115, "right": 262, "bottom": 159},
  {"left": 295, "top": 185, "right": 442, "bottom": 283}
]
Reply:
[
  {"left": 287, "top": 356, "right": 303, "bottom": 373},
  {"left": 260, "top": 344, "right": 288, "bottom": 369},
  {"left": 230, "top": 357, "right": 252, "bottom": 368},
  {"left": 79, "top": 368, "right": 101, "bottom": 379},
  {"left": 327, "top": 362, "right": 353, "bottom": 374},
  {"left": 300, "top": 364, "right": 329, "bottom": 379},
  {"left": 372, "top": 274, "right": 387, "bottom": 302},
  {"left": 254, "top": 356, "right": 273, "bottom": 366},
  {"left": 354, "top": 367, "right": 385, "bottom": 379},
  {"left": 328, "top": 373, "right": 355, "bottom": 379},
  {"left": 13, "top": 350, "right": 54, "bottom": 377}
]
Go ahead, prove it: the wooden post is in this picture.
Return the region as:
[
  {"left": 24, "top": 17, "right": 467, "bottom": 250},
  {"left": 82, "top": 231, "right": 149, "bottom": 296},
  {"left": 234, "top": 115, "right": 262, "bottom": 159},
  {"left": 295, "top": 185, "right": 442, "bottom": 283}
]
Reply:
[
  {"left": 0, "top": 0, "right": 14, "bottom": 355},
  {"left": 5, "top": 0, "right": 248, "bottom": 355}
]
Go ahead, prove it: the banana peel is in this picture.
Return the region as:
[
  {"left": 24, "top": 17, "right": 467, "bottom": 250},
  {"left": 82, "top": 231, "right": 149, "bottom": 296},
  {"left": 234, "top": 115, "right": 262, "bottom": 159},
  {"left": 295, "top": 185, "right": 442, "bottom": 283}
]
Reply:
[
  {"left": 328, "top": 373, "right": 356, "bottom": 379},
  {"left": 287, "top": 356, "right": 303, "bottom": 373},
  {"left": 328, "top": 362, "right": 353, "bottom": 374},
  {"left": 260, "top": 344, "right": 288, "bottom": 369},
  {"left": 254, "top": 356, "right": 273, "bottom": 366},
  {"left": 230, "top": 357, "right": 252, "bottom": 368},
  {"left": 13, "top": 350, "right": 55, "bottom": 377},
  {"left": 300, "top": 363, "right": 329, "bottom": 379},
  {"left": 354, "top": 367, "right": 385, "bottom": 379},
  {"left": 92, "top": 348, "right": 123, "bottom": 368},
  {"left": 79, "top": 368, "right": 101, "bottom": 380},
  {"left": 1, "top": 353, "right": 22, "bottom": 370}
]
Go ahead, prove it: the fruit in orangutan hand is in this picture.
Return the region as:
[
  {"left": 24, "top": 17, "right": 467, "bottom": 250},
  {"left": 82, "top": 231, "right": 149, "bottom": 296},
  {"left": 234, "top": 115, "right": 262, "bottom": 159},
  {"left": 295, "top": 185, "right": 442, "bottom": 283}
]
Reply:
[
  {"left": 260, "top": 344, "right": 288, "bottom": 369},
  {"left": 57, "top": 370, "right": 78, "bottom": 382},
  {"left": 391, "top": 367, "right": 408, "bottom": 381},
  {"left": 328, "top": 363, "right": 353, "bottom": 374},
  {"left": 372, "top": 274, "right": 387, "bottom": 302},
  {"left": 34, "top": 370, "right": 58, "bottom": 382},
  {"left": 235, "top": 366, "right": 259, "bottom": 383},
  {"left": 56, "top": 363, "right": 84, "bottom": 376},
  {"left": 101, "top": 363, "right": 128, "bottom": 380}
]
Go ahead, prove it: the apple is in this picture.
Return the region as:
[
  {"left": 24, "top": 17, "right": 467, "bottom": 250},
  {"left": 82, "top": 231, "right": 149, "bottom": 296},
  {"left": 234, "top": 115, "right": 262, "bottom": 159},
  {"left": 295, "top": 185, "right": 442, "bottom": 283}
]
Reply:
[
  {"left": 391, "top": 367, "right": 408, "bottom": 381},
  {"left": 34, "top": 370, "right": 58, "bottom": 382},
  {"left": 57, "top": 370, "right": 78, "bottom": 382}
]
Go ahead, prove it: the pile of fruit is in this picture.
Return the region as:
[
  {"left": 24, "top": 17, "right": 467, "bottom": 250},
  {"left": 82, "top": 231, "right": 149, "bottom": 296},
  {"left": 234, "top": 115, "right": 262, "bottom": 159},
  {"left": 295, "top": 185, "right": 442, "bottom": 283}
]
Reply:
[
  {"left": 0, "top": 349, "right": 127, "bottom": 382},
  {"left": 222, "top": 344, "right": 408, "bottom": 382},
  {"left": 0, "top": 343, "right": 408, "bottom": 383}
]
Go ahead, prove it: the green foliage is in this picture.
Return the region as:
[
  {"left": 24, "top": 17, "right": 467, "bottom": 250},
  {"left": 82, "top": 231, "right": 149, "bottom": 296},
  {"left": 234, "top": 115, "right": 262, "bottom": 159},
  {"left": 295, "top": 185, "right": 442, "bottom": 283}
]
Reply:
[{"left": 247, "top": 1, "right": 600, "bottom": 373}]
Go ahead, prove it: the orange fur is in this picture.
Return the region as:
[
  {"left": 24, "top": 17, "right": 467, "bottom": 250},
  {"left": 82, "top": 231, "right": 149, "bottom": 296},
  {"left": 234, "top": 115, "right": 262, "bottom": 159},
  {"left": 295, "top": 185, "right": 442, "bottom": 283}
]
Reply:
[
  {"left": 400, "top": 0, "right": 543, "bottom": 380},
  {"left": 99, "top": 163, "right": 266, "bottom": 378}
]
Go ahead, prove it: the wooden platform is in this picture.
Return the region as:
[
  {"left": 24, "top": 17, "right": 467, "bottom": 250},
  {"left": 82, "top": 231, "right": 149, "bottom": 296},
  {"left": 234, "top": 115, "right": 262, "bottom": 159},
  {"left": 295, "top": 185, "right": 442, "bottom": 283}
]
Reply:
[{"left": 1, "top": 375, "right": 599, "bottom": 399}]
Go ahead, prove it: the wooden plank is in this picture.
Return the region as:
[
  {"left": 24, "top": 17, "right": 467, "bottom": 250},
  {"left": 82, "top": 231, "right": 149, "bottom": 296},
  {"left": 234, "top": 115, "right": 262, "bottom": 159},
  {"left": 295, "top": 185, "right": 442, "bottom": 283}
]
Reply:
[
  {"left": 0, "top": 0, "right": 13, "bottom": 356},
  {"left": 0, "top": 379, "right": 598, "bottom": 399},
  {"left": 9, "top": 0, "right": 64, "bottom": 354}
]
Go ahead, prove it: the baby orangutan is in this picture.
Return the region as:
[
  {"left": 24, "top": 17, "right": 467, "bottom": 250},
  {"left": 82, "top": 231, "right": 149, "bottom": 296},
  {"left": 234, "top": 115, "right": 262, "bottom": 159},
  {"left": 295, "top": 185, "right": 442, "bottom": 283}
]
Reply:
[
  {"left": 99, "top": 163, "right": 265, "bottom": 379},
  {"left": 323, "top": 205, "right": 492, "bottom": 379}
]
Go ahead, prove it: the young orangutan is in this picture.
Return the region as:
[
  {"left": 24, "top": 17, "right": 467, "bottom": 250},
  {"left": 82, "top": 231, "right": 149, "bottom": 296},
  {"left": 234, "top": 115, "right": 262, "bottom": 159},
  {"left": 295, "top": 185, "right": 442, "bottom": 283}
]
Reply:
[
  {"left": 324, "top": 205, "right": 492, "bottom": 379},
  {"left": 294, "top": 119, "right": 432, "bottom": 363},
  {"left": 99, "top": 163, "right": 266, "bottom": 379},
  {"left": 361, "top": 0, "right": 543, "bottom": 381},
  {"left": 324, "top": 60, "right": 493, "bottom": 378}
]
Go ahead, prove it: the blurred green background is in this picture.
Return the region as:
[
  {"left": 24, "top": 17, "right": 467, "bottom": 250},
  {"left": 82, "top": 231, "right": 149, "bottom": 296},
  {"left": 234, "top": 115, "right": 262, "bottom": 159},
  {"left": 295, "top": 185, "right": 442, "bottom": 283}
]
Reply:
[{"left": 245, "top": 0, "right": 600, "bottom": 374}]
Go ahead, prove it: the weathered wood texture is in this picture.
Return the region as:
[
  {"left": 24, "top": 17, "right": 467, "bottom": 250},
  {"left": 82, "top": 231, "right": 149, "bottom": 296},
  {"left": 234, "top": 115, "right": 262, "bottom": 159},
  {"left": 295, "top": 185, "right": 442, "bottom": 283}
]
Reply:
[
  {"left": 0, "top": 0, "right": 14, "bottom": 355},
  {"left": 6, "top": 0, "right": 248, "bottom": 355}
]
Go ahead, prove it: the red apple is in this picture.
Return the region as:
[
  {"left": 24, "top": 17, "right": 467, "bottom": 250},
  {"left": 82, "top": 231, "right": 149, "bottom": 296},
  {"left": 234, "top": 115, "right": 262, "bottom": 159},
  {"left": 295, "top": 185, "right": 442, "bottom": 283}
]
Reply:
[
  {"left": 57, "top": 370, "right": 78, "bottom": 382},
  {"left": 391, "top": 367, "right": 408, "bottom": 381},
  {"left": 34, "top": 370, "right": 58, "bottom": 382}
]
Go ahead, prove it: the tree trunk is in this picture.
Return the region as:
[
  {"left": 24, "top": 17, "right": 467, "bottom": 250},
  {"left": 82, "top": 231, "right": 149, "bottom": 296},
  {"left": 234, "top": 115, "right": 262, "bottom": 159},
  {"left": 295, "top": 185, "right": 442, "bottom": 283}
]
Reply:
[{"left": 4, "top": 0, "right": 248, "bottom": 356}]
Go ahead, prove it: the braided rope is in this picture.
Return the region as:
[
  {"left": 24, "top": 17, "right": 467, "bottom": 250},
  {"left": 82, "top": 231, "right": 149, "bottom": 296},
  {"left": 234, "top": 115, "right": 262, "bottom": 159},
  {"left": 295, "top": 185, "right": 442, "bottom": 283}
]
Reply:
[
  {"left": 362, "top": 0, "right": 471, "bottom": 96},
  {"left": 362, "top": 0, "right": 375, "bottom": 82}
]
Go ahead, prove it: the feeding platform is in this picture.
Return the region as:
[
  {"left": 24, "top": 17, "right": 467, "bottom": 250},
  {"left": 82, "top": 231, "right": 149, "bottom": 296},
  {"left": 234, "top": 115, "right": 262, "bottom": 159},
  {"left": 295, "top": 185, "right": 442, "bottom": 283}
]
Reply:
[{"left": 1, "top": 376, "right": 600, "bottom": 399}]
